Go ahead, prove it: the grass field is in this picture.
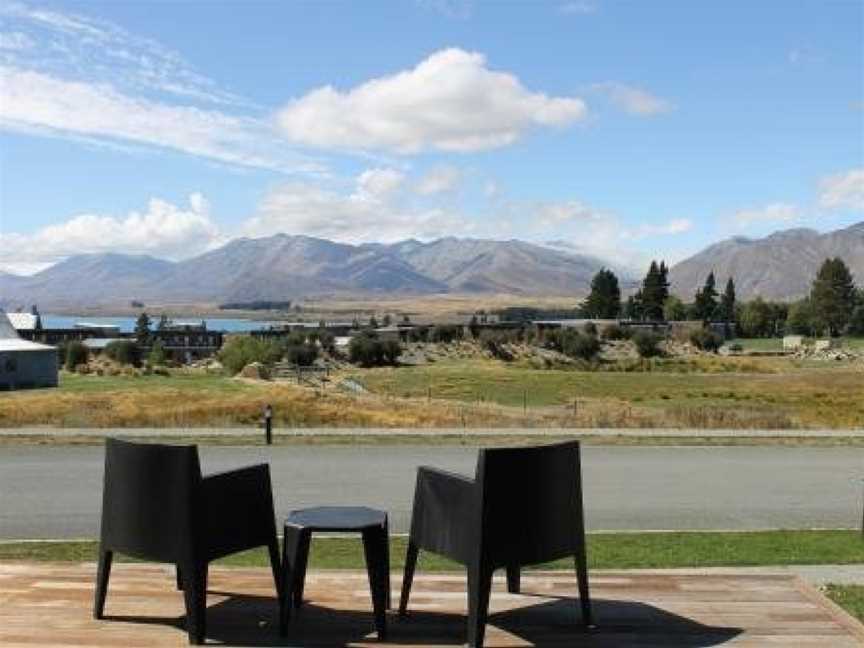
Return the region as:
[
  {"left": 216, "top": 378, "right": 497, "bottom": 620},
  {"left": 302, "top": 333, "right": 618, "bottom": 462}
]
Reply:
[
  {"left": 350, "top": 357, "right": 864, "bottom": 429},
  {"left": 2, "top": 530, "right": 861, "bottom": 570}
]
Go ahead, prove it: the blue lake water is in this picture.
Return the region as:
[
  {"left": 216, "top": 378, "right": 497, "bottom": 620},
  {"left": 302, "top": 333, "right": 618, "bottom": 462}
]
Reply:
[{"left": 42, "top": 314, "right": 274, "bottom": 333}]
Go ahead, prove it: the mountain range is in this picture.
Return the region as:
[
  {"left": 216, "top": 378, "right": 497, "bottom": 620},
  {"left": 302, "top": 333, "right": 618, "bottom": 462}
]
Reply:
[
  {"left": 668, "top": 221, "right": 864, "bottom": 300},
  {"left": 0, "top": 236, "right": 614, "bottom": 308},
  {"left": 1, "top": 222, "right": 861, "bottom": 308}
]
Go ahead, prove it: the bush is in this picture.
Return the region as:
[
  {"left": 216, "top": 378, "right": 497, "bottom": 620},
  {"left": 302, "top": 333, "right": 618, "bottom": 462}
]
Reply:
[
  {"left": 632, "top": 331, "right": 663, "bottom": 358},
  {"left": 348, "top": 333, "right": 402, "bottom": 367},
  {"left": 561, "top": 330, "right": 600, "bottom": 360},
  {"left": 104, "top": 340, "right": 141, "bottom": 366},
  {"left": 478, "top": 330, "right": 516, "bottom": 361},
  {"left": 582, "top": 321, "right": 598, "bottom": 336},
  {"left": 66, "top": 341, "right": 89, "bottom": 370},
  {"left": 848, "top": 305, "right": 864, "bottom": 337},
  {"left": 147, "top": 339, "right": 168, "bottom": 366},
  {"left": 218, "top": 336, "right": 283, "bottom": 375},
  {"left": 689, "top": 329, "right": 723, "bottom": 353},
  {"left": 601, "top": 324, "right": 627, "bottom": 341},
  {"left": 285, "top": 342, "right": 319, "bottom": 366}
]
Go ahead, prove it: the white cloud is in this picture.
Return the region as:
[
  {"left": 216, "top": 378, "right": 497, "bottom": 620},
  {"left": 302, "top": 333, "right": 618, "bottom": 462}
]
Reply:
[
  {"left": 241, "top": 169, "right": 475, "bottom": 243},
  {"left": 0, "top": 194, "right": 224, "bottom": 273},
  {"left": 0, "top": 31, "right": 34, "bottom": 50},
  {"left": 0, "top": 0, "right": 247, "bottom": 107},
  {"left": 819, "top": 168, "right": 864, "bottom": 211},
  {"left": 0, "top": 66, "right": 322, "bottom": 174},
  {"left": 416, "top": 0, "right": 473, "bottom": 19},
  {"left": 355, "top": 168, "right": 406, "bottom": 199},
  {"left": 276, "top": 48, "right": 588, "bottom": 154},
  {"left": 626, "top": 218, "right": 693, "bottom": 238},
  {"left": 559, "top": 2, "right": 597, "bottom": 15},
  {"left": 593, "top": 82, "right": 674, "bottom": 116},
  {"left": 731, "top": 203, "right": 800, "bottom": 226},
  {"left": 415, "top": 165, "right": 462, "bottom": 195}
]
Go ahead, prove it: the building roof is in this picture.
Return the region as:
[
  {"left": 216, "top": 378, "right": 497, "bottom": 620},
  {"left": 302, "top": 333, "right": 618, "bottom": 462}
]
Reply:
[
  {"left": 0, "top": 311, "right": 55, "bottom": 352},
  {"left": 82, "top": 337, "right": 127, "bottom": 350},
  {"left": 6, "top": 312, "right": 39, "bottom": 330}
]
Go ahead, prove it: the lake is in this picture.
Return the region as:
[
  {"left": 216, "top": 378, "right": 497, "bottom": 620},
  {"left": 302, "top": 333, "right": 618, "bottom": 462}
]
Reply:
[{"left": 42, "top": 314, "right": 275, "bottom": 333}]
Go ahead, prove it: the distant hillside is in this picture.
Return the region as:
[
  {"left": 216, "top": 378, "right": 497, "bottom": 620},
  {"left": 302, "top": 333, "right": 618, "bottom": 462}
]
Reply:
[
  {"left": 0, "top": 235, "right": 616, "bottom": 307},
  {"left": 669, "top": 222, "right": 864, "bottom": 300}
]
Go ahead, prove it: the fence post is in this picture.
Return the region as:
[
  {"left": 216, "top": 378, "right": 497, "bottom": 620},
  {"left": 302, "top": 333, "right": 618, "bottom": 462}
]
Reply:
[
  {"left": 263, "top": 404, "right": 273, "bottom": 446},
  {"left": 523, "top": 390, "right": 527, "bottom": 414}
]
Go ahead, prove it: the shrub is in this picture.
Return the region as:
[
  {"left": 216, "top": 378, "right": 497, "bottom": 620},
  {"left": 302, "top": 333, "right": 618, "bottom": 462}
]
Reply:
[
  {"left": 218, "top": 336, "right": 283, "bottom": 375},
  {"left": 147, "top": 339, "right": 168, "bottom": 366},
  {"left": 689, "top": 329, "right": 723, "bottom": 353},
  {"left": 848, "top": 305, "right": 864, "bottom": 337},
  {"left": 632, "top": 331, "right": 663, "bottom": 358},
  {"left": 105, "top": 340, "right": 141, "bottom": 366},
  {"left": 478, "top": 330, "right": 516, "bottom": 361},
  {"left": 561, "top": 330, "right": 600, "bottom": 360},
  {"left": 65, "top": 341, "right": 89, "bottom": 370},
  {"left": 582, "top": 321, "right": 598, "bottom": 336},
  {"left": 285, "top": 342, "right": 319, "bottom": 366},
  {"left": 601, "top": 324, "right": 627, "bottom": 341},
  {"left": 348, "top": 332, "right": 401, "bottom": 367}
]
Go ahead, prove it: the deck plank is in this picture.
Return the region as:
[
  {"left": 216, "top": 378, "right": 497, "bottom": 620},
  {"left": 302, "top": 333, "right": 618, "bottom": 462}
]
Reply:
[{"left": 0, "top": 562, "right": 861, "bottom": 647}]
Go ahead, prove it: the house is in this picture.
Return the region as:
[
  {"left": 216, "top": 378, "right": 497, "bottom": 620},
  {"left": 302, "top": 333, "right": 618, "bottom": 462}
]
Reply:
[
  {"left": 7, "top": 309, "right": 41, "bottom": 332},
  {"left": 0, "top": 310, "right": 58, "bottom": 390},
  {"left": 148, "top": 321, "right": 223, "bottom": 363}
]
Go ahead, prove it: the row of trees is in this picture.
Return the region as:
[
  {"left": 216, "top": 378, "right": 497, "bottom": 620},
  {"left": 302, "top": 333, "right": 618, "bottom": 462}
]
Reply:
[{"left": 582, "top": 257, "right": 862, "bottom": 337}]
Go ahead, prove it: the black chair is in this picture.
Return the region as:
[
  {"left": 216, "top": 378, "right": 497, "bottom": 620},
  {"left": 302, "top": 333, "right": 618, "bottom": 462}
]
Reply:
[
  {"left": 93, "top": 438, "right": 281, "bottom": 644},
  {"left": 399, "top": 440, "right": 592, "bottom": 647}
]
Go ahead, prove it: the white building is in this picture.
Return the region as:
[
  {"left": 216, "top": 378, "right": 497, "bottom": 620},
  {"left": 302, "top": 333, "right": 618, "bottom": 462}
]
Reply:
[{"left": 0, "top": 310, "right": 58, "bottom": 390}]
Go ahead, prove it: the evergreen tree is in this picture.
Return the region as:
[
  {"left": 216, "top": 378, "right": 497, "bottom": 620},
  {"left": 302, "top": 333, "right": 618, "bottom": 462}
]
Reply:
[
  {"left": 716, "top": 277, "right": 736, "bottom": 322},
  {"left": 468, "top": 314, "right": 481, "bottom": 339},
  {"left": 624, "top": 291, "right": 643, "bottom": 320},
  {"left": 382, "top": 314, "right": 392, "bottom": 327},
  {"left": 786, "top": 299, "right": 814, "bottom": 336},
  {"left": 583, "top": 268, "right": 621, "bottom": 318},
  {"left": 663, "top": 295, "right": 688, "bottom": 322},
  {"left": 693, "top": 272, "right": 718, "bottom": 322},
  {"left": 134, "top": 312, "right": 151, "bottom": 345},
  {"left": 810, "top": 257, "right": 856, "bottom": 336},
  {"left": 369, "top": 315, "right": 379, "bottom": 328},
  {"left": 640, "top": 260, "right": 669, "bottom": 321}
]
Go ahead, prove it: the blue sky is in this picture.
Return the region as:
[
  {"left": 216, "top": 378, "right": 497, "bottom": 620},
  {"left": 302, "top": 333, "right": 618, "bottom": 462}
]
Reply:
[{"left": 0, "top": 0, "right": 862, "bottom": 275}]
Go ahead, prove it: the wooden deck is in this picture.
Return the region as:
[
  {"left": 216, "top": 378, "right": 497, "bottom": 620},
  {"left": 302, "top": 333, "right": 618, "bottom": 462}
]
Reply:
[{"left": 1, "top": 562, "right": 862, "bottom": 646}]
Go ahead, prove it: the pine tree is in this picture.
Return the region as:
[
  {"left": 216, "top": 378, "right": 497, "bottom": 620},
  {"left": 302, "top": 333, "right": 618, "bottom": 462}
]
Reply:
[
  {"left": 640, "top": 261, "right": 668, "bottom": 321},
  {"left": 693, "top": 272, "right": 718, "bottom": 322},
  {"left": 134, "top": 312, "right": 151, "bottom": 345},
  {"left": 584, "top": 268, "right": 621, "bottom": 318},
  {"left": 717, "top": 277, "right": 736, "bottom": 322},
  {"left": 624, "top": 291, "right": 644, "bottom": 320},
  {"left": 810, "top": 257, "right": 856, "bottom": 336}
]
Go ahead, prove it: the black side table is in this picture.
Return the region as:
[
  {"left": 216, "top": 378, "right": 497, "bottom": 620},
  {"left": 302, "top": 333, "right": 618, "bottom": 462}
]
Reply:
[{"left": 279, "top": 506, "right": 390, "bottom": 640}]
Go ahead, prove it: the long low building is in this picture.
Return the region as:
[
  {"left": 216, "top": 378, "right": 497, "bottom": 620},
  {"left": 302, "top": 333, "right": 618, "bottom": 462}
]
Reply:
[{"left": 0, "top": 310, "right": 58, "bottom": 390}]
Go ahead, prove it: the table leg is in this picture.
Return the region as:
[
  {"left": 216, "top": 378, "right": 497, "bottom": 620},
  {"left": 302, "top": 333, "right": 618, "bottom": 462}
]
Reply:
[
  {"left": 362, "top": 526, "right": 388, "bottom": 640},
  {"left": 383, "top": 516, "right": 391, "bottom": 610}
]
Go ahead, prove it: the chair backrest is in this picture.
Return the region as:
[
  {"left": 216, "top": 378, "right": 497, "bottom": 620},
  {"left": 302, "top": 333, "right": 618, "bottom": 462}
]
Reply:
[
  {"left": 476, "top": 441, "right": 585, "bottom": 566},
  {"left": 99, "top": 438, "right": 202, "bottom": 563}
]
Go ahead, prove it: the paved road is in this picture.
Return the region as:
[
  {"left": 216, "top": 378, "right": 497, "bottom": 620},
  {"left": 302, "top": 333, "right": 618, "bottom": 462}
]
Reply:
[{"left": 0, "top": 445, "right": 861, "bottom": 539}]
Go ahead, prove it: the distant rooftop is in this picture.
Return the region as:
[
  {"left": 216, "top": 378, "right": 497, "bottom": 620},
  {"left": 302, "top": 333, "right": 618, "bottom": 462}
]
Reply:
[{"left": 6, "top": 312, "right": 39, "bottom": 331}]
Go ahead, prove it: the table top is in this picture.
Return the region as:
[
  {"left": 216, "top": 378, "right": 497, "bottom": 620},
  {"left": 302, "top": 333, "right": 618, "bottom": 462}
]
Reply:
[{"left": 284, "top": 506, "right": 387, "bottom": 532}]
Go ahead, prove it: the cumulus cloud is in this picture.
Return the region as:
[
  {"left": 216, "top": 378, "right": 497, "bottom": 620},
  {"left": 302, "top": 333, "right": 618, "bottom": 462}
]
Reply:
[
  {"left": 0, "top": 194, "right": 224, "bottom": 273},
  {"left": 592, "top": 82, "right": 674, "bottom": 116},
  {"left": 240, "top": 167, "right": 483, "bottom": 243},
  {"left": 415, "top": 165, "right": 462, "bottom": 195},
  {"left": 626, "top": 218, "right": 693, "bottom": 238},
  {"left": 0, "top": 66, "right": 322, "bottom": 174},
  {"left": 731, "top": 203, "right": 800, "bottom": 226},
  {"left": 276, "top": 48, "right": 588, "bottom": 154},
  {"left": 819, "top": 168, "right": 864, "bottom": 211}
]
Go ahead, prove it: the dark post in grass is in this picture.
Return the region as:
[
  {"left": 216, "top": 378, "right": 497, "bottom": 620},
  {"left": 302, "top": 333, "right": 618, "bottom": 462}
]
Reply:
[{"left": 263, "top": 404, "right": 273, "bottom": 445}]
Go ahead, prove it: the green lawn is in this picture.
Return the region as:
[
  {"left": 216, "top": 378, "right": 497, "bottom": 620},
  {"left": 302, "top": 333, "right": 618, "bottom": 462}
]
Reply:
[
  {"left": 2, "top": 530, "right": 862, "bottom": 570},
  {"left": 56, "top": 371, "right": 251, "bottom": 394},
  {"left": 825, "top": 584, "right": 864, "bottom": 622}
]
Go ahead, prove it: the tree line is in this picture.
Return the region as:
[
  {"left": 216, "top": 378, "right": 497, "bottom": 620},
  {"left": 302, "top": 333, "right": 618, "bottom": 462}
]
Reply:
[{"left": 582, "top": 257, "right": 864, "bottom": 337}]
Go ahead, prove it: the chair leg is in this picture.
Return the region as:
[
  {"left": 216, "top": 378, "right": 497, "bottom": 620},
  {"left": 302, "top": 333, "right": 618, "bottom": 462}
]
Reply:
[
  {"left": 383, "top": 516, "right": 391, "bottom": 610},
  {"left": 466, "top": 561, "right": 493, "bottom": 648},
  {"left": 285, "top": 527, "right": 311, "bottom": 609},
  {"left": 181, "top": 562, "right": 208, "bottom": 645},
  {"left": 93, "top": 548, "right": 113, "bottom": 619},
  {"left": 398, "top": 540, "right": 419, "bottom": 616},
  {"left": 362, "top": 526, "right": 388, "bottom": 640},
  {"left": 267, "top": 537, "right": 282, "bottom": 599},
  {"left": 574, "top": 548, "right": 592, "bottom": 627},
  {"left": 506, "top": 564, "right": 521, "bottom": 594}
]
